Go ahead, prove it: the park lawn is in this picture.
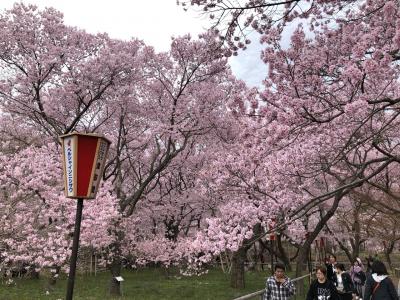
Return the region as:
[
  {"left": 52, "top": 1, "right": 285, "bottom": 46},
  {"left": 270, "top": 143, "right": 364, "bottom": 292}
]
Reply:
[{"left": 0, "top": 267, "right": 269, "bottom": 300}]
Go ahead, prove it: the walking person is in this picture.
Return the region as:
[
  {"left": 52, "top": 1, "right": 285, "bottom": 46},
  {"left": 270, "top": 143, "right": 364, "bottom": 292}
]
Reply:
[
  {"left": 334, "top": 263, "right": 354, "bottom": 300},
  {"left": 365, "top": 255, "right": 373, "bottom": 274},
  {"left": 264, "top": 262, "right": 296, "bottom": 300},
  {"left": 363, "top": 260, "right": 399, "bottom": 300},
  {"left": 326, "top": 254, "right": 338, "bottom": 284},
  {"left": 350, "top": 258, "right": 366, "bottom": 299},
  {"left": 306, "top": 265, "right": 339, "bottom": 300}
]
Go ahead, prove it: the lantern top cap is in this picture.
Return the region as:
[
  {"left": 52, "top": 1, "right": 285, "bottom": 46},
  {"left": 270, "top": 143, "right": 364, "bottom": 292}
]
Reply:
[{"left": 59, "top": 132, "right": 111, "bottom": 145}]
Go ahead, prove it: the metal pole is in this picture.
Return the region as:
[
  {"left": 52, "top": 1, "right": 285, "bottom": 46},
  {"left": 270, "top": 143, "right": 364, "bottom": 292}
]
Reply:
[{"left": 66, "top": 198, "right": 84, "bottom": 300}]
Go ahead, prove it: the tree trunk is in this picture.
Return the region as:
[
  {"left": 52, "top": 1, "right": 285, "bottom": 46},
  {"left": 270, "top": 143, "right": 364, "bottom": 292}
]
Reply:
[
  {"left": 351, "top": 210, "right": 361, "bottom": 262},
  {"left": 163, "top": 265, "right": 172, "bottom": 279},
  {"left": 230, "top": 246, "right": 247, "bottom": 289},
  {"left": 333, "top": 236, "right": 354, "bottom": 263},
  {"left": 295, "top": 192, "right": 344, "bottom": 277},
  {"left": 277, "top": 234, "right": 292, "bottom": 271},
  {"left": 294, "top": 243, "right": 310, "bottom": 298},
  {"left": 342, "top": 203, "right": 362, "bottom": 263},
  {"left": 296, "top": 242, "right": 311, "bottom": 276},
  {"left": 107, "top": 220, "right": 125, "bottom": 297},
  {"left": 384, "top": 241, "right": 394, "bottom": 270},
  {"left": 109, "top": 257, "right": 122, "bottom": 297},
  {"left": 259, "top": 243, "right": 265, "bottom": 271},
  {"left": 384, "top": 251, "right": 392, "bottom": 270},
  {"left": 29, "top": 268, "right": 40, "bottom": 279},
  {"left": 259, "top": 236, "right": 291, "bottom": 272}
]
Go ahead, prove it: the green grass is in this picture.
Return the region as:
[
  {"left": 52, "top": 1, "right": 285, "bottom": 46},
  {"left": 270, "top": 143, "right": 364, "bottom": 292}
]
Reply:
[{"left": 0, "top": 267, "right": 269, "bottom": 300}]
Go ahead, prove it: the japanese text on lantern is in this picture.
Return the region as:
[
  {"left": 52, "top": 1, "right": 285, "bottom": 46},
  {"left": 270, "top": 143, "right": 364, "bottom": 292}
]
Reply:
[{"left": 64, "top": 136, "right": 75, "bottom": 196}]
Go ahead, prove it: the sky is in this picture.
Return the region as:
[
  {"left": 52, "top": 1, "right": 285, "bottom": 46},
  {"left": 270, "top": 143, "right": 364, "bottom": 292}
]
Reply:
[{"left": 0, "top": 0, "right": 265, "bottom": 88}]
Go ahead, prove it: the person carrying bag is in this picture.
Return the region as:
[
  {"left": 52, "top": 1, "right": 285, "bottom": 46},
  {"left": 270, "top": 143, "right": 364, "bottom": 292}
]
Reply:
[{"left": 363, "top": 261, "right": 399, "bottom": 300}]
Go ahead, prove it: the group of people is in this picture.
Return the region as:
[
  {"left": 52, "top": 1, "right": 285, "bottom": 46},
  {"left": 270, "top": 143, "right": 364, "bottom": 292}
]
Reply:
[{"left": 264, "top": 254, "right": 399, "bottom": 300}]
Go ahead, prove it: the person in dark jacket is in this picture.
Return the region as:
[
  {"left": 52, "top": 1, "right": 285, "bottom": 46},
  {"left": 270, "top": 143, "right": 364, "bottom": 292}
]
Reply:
[
  {"left": 365, "top": 255, "right": 373, "bottom": 274},
  {"left": 334, "top": 263, "right": 354, "bottom": 300},
  {"left": 363, "top": 260, "right": 399, "bottom": 300},
  {"left": 306, "top": 265, "right": 339, "bottom": 300},
  {"left": 325, "top": 254, "right": 338, "bottom": 284}
]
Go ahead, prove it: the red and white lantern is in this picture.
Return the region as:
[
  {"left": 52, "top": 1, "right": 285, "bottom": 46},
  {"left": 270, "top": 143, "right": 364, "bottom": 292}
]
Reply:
[{"left": 60, "top": 132, "right": 111, "bottom": 199}]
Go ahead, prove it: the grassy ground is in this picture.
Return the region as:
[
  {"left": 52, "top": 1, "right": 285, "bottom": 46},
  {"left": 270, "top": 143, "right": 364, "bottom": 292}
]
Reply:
[{"left": 0, "top": 267, "right": 270, "bottom": 300}]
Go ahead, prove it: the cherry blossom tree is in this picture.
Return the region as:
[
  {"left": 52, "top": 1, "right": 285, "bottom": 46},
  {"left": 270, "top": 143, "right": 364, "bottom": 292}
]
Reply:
[
  {"left": 0, "top": 3, "right": 247, "bottom": 296},
  {"left": 0, "top": 3, "right": 148, "bottom": 138},
  {"left": 178, "top": 0, "right": 400, "bottom": 286},
  {"left": 2, "top": 0, "right": 400, "bottom": 295},
  {"left": 93, "top": 29, "right": 247, "bottom": 295},
  {"left": 0, "top": 141, "right": 119, "bottom": 285}
]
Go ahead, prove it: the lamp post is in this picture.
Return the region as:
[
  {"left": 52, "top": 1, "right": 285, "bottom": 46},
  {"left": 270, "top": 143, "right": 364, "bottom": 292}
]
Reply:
[{"left": 60, "top": 133, "right": 110, "bottom": 300}]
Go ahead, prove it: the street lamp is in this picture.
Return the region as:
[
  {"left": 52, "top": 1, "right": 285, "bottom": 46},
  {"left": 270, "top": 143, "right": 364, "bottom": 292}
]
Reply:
[{"left": 60, "top": 132, "right": 111, "bottom": 300}]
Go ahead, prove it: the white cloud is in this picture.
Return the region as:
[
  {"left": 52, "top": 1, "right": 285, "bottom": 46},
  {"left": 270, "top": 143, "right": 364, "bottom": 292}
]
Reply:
[{"left": 1, "top": 0, "right": 208, "bottom": 51}]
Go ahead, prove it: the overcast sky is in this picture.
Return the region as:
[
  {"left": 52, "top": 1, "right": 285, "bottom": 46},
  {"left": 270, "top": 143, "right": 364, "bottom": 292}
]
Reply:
[{"left": 0, "top": 0, "right": 265, "bottom": 87}]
